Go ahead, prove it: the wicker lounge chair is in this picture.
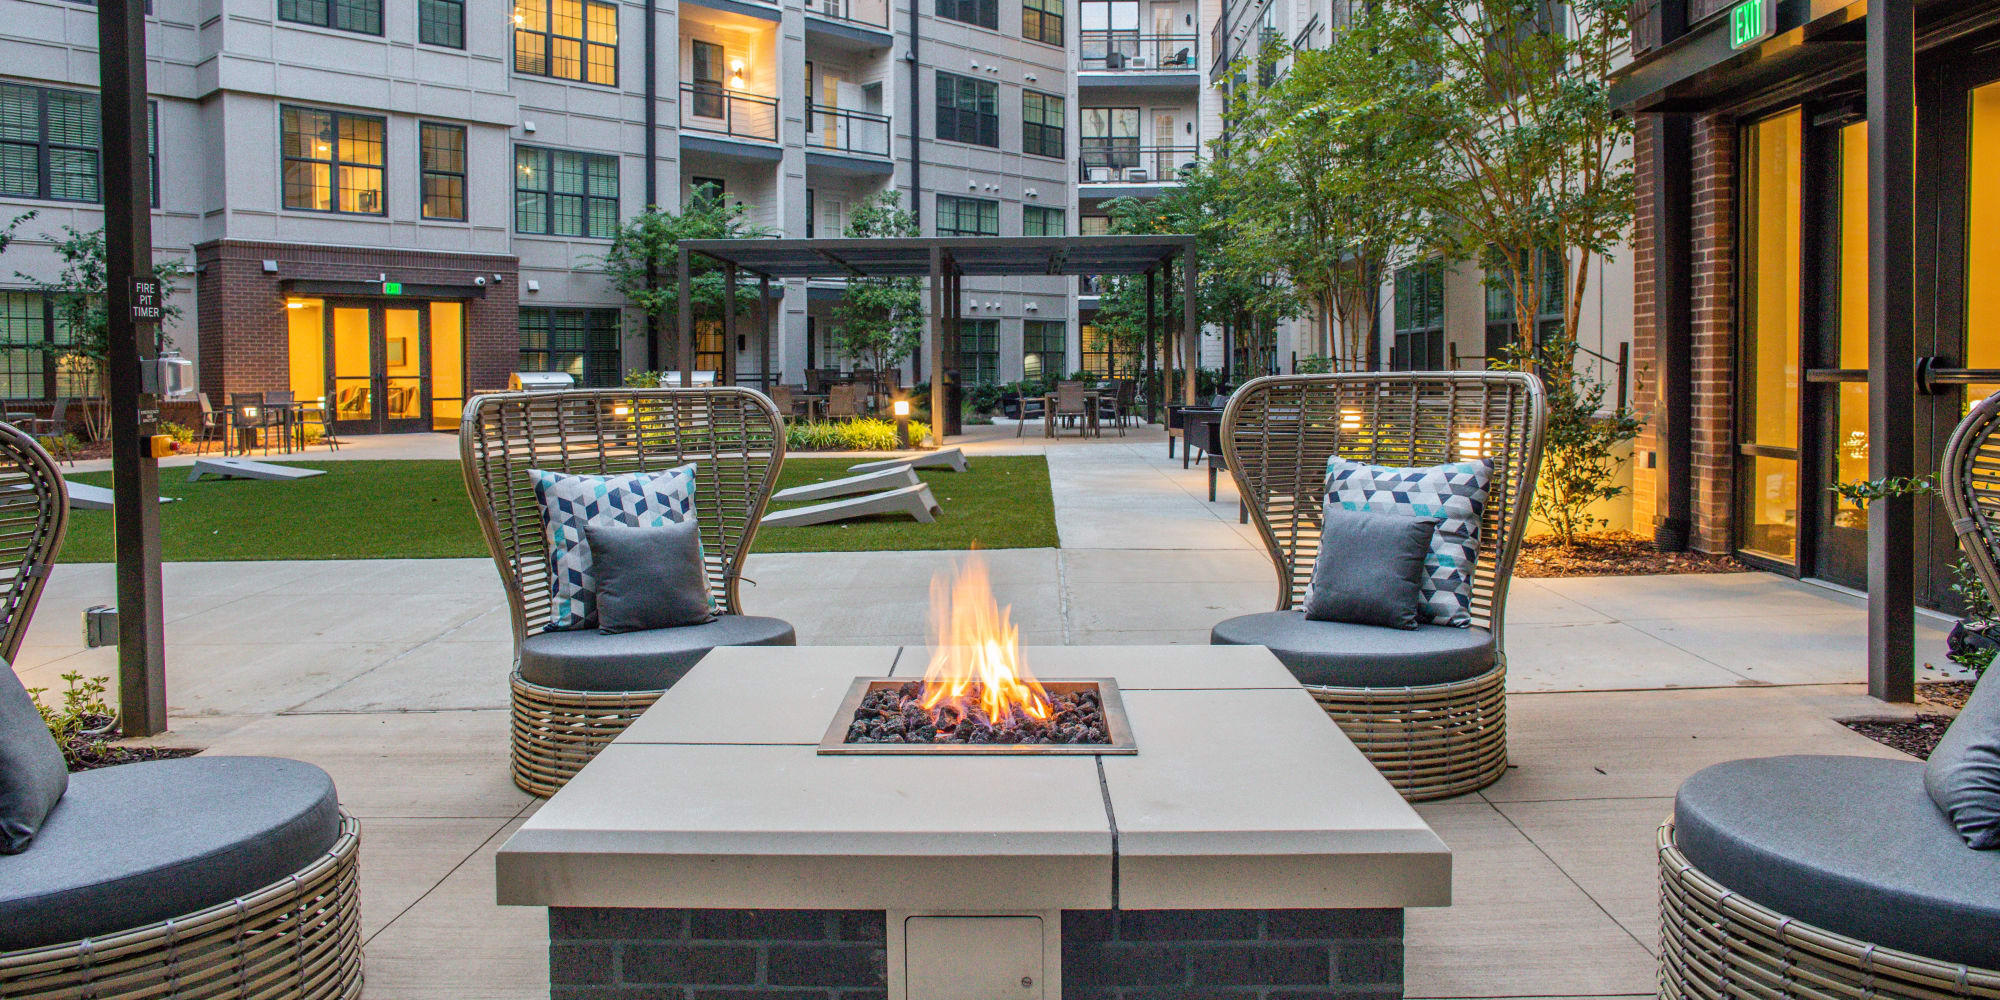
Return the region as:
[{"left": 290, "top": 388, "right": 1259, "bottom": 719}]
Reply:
[
  {"left": 1211, "top": 372, "right": 1545, "bottom": 801},
  {"left": 0, "top": 421, "right": 363, "bottom": 1000},
  {"left": 460, "top": 388, "right": 797, "bottom": 796}
]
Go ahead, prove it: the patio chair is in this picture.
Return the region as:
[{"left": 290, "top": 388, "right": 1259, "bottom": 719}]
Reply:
[
  {"left": 769, "top": 384, "right": 804, "bottom": 421},
  {"left": 229, "top": 392, "right": 279, "bottom": 456},
  {"left": 1945, "top": 389, "right": 2000, "bottom": 603},
  {"left": 1015, "top": 392, "right": 1049, "bottom": 437},
  {"left": 825, "top": 383, "right": 866, "bottom": 420},
  {"left": 460, "top": 388, "right": 797, "bottom": 796},
  {"left": 299, "top": 394, "right": 341, "bottom": 452},
  {"left": 1053, "top": 382, "right": 1095, "bottom": 437},
  {"left": 1211, "top": 372, "right": 1546, "bottom": 800},
  {"left": 194, "top": 392, "right": 230, "bottom": 455},
  {"left": 0, "top": 420, "right": 363, "bottom": 1000},
  {"left": 20, "top": 399, "right": 73, "bottom": 466}
]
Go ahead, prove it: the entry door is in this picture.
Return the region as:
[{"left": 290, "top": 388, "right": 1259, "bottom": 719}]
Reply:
[
  {"left": 1806, "top": 114, "right": 1870, "bottom": 589},
  {"left": 326, "top": 301, "right": 431, "bottom": 434}
]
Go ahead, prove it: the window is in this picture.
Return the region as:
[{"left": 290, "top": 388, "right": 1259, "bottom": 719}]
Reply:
[
  {"left": 958, "top": 319, "right": 999, "bottom": 385},
  {"left": 1482, "top": 247, "right": 1563, "bottom": 361},
  {"left": 1, "top": 83, "right": 101, "bottom": 203},
  {"left": 689, "top": 40, "right": 725, "bottom": 118},
  {"left": 937, "top": 194, "right": 998, "bottom": 237},
  {"left": 1736, "top": 108, "right": 1803, "bottom": 564},
  {"left": 938, "top": 0, "right": 997, "bottom": 29},
  {"left": 690, "top": 175, "right": 725, "bottom": 206},
  {"left": 420, "top": 122, "right": 467, "bottom": 221},
  {"left": 1079, "top": 214, "right": 1111, "bottom": 236},
  {"left": 280, "top": 106, "right": 385, "bottom": 214},
  {"left": 1081, "top": 107, "right": 1139, "bottom": 172},
  {"left": 936, "top": 72, "right": 998, "bottom": 148},
  {"left": 1080, "top": 322, "right": 1139, "bottom": 377},
  {"left": 515, "top": 145, "right": 619, "bottom": 237},
  {"left": 1024, "top": 0, "right": 1063, "bottom": 43},
  {"left": 419, "top": 0, "right": 464, "bottom": 46},
  {"left": 520, "top": 308, "right": 622, "bottom": 387},
  {"left": 278, "top": 0, "right": 383, "bottom": 34},
  {"left": 515, "top": 0, "right": 618, "bottom": 86},
  {"left": 1023, "top": 320, "right": 1064, "bottom": 380},
  {"left": 0, "top": 292, "right": 87, "bottom": 401},
  {"left": 1390, "top": 260, "right": 1444, "bottom": 371},
  {"left": 1023, "top": 205, "right": 1064, "bottom": 236},
  {"left": 147, "top": 102, "right": 158, "bottom": 206},
  {"left": 1022, "top": 90, "right": 1064, "bottom": 159}
]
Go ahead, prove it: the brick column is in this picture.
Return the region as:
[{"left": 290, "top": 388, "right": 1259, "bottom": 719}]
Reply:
[
  {"left": 1631, "top": 116, "right": 1660, "bottom": 534},
  {"left": 1689, "top": 114, "right": 1738, "bottom": 555}
]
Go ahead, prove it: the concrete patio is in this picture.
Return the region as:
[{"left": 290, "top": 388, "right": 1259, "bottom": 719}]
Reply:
[{"left": 13, "top": 425, "right": 1962, "bottom": 999}]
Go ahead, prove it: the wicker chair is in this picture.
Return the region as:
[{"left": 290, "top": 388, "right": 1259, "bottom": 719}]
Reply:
[
  {"left": 460, "top": 388, "right": 796, "bottom": 797},
  {"left": 0, "top": 421, "right": 363, "bottom": 1000},
  {"left": 1213, "top": 372, "right": 1546, "bottom": 801}
]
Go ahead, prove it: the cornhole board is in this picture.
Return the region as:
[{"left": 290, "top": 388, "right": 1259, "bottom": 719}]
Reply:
[
  {"left": 60, "top": 481, "right": 177, "bottom": 511},
  {"left": 846, "top": 447, "right": 966, "bottom": 474},
  {"left": 761, "top": 483, "right": 941, "bottom": 528},
  {"left": 187, "top": 458, "right": 326, "bottom": 483},
  {"left": 771, "top": 465, "right": 922, "bottom": 504}
]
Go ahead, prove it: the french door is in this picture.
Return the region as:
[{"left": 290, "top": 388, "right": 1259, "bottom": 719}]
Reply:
[{"left": 324, "top": 300, "right": 432, "bottom": 435}]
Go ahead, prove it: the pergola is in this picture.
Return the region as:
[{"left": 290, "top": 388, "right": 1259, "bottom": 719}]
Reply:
[{"left": 676, "top": 235, "right": 1199, "bottom": 445}]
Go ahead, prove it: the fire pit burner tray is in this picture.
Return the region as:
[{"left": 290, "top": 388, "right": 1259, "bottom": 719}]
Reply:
[{"left": 817, "top": 677, "right": 1138, "bottom": 755}]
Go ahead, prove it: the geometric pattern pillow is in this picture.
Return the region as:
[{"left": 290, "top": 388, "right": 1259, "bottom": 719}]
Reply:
[
  {"left": 1324, "top": 457, "right": 1494, "bottom": 627},
  {"left": 531, "top": 464, "right": 701, "bottom": 630}
]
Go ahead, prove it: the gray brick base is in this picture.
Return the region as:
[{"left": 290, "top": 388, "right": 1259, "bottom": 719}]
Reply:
[{"left": 548, "top": 907, "right": 1402, "bottom": 1000}]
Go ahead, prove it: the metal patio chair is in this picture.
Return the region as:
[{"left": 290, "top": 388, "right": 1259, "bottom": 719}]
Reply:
[
  {"left": 1212, "top": 372, "right": 1546, "bottom": 800},
  {"left": 20, "top": 399, "right": 73, "bottom": 466},
  {"left": 459, "top": 388, "right": 797, "bottom": 796}
]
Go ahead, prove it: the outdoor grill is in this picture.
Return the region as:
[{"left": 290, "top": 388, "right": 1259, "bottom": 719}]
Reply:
[{"left": 508, "top": 371, "right": 575, "bottom": 392}]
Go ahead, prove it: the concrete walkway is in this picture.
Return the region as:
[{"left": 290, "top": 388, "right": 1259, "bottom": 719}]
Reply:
[{"left": 12, "top": 422, "right": 1960, "bottom": 999}]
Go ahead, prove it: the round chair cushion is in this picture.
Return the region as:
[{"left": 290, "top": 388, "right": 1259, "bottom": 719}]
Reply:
[
  {"left": 1674, "top": 754, "right": 2000, "bottom": 970},
  {"left": 1210, "top": 611, "right": 1496, "bottom": 688},
  {"left": 0, "top": 756, "right": 343, "bottom": 952},
  {"left": 519, "top": 614, "right": 798, "bottom": 692}
]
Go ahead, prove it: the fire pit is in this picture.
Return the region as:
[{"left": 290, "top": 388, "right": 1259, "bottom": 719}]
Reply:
[{"left": 821, "top": 678, "right": 1135, "bottom": 753}]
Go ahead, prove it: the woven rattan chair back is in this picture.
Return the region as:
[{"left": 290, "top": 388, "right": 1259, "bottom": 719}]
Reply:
[
  {"left": 0, "top": 422, "right": 67, "bottom": 662},
  {"left": 1221, "top": 372, "right": 1546, "bottom": 643},
  {"left": 460, "top": 388, "right": 785, "bottom": 650},
  {"left": 826, "top": 383, "right": 866, "bottom": 419},
  {"left": 1943, "top": 389, "right": 2000, "bottom": 603},
  {"left": 769, "top": 384, "right": 796, "bottom": 419}
]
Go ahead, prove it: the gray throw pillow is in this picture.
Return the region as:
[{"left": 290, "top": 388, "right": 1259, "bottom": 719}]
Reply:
[
  {"left": 1926, "top": 666, "right": 2000, "bottom": 849},
  {"left": 585, "top": 520, "right": 716, "bottom": 634},
  {"left": 1303, "top": 504, "right": 1439, "bottom": 630},
  {"left": 0, "top": 659, "right": 67, "bottom": 854}
]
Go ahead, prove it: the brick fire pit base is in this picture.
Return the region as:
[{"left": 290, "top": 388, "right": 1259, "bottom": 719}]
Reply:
[{"left": 548, "top": 906, "right": 1404, "bottom": 999}]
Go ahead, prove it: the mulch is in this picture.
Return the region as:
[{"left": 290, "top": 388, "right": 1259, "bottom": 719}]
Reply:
[
  {"left": 56, "top": 714, "right": 201, "bottom": 772},
  {"left": 1837, "top": 680, "right": 1979, "bottom": 760},
  {"left": 1515, "top": 530, "right": 1753, "bottom": 578}
]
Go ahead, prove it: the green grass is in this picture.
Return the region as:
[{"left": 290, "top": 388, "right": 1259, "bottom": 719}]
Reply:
[{"left": 57, "top": 455, "right": 1056, "bottom": 562}]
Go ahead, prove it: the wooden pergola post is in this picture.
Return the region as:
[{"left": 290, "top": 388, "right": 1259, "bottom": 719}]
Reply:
[
  {"left": 759, "top": 275, "right": 772, "bottom": 389},
  {"left": 1145, "top": 267, "right": 1158, "bottom": 423},
  {"left": 1183, "top": 243, "right": 1199, "bottom": 407},
  {"left": 1866, "top": 0, "right": 1917, "bottom": 702},
  {"left": 928, "top": 246, "right": 944, "bottom": 447},
  {"left": 723, "top": 262, "right": 738, "bottom": 385},
  {"left": 676, "top": 246, "right": 693, "bottom": 387}
]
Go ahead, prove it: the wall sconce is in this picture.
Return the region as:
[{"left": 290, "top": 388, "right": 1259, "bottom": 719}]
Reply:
[
  {"left": 285, "top": 299, "right": 306, "bottom": 310},
  {"left": 730, "top": 58, "right": 745, "bottom": 89}
]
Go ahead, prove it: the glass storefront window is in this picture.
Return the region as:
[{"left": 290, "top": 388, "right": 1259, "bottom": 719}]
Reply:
[
  {"left": 1737, "top": 108, "right": 1803, "bottom": 563},
  {"left": 1967, "top": 83, "right": 2000, "bottom": 406},
  {"left": 1834, "top": 122, "right": 1870, "bottom": 532}
]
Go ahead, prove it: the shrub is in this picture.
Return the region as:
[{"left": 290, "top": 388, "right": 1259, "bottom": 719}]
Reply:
[
  {"left": 1296, "top": 355, "right": 1335, "bottom": 374},
  {"left": 29, "top": 671, "right": 115, "bottom": 769},
  {"left": 160, "top": 421, "right": 195, "bottom": 445},
  {"left": 1499, "top": 337, "right": 1643, "bottom": 547},
  {"left": 785, "top": 418, "right": 931, "bottom": 452},
  {"left": 36, "top": 433, "right": 79, "bottom": 456}
]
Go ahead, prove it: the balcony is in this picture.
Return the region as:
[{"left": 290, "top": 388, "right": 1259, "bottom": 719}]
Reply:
[
  {"left": 1081, "top": 31, "right": 1199, "bottom": 72},
  {"left": 803, "top": 0, "right": 890, "bottom": 30},
  {"left": 680, "top": 83, "right": 779, "bottom": 144},
  {"left": 806, "top": 105, "right": 891, "bottom": 158},
  {"left": 1079, "top": 143, "right": 1198, "bottom": 186}
]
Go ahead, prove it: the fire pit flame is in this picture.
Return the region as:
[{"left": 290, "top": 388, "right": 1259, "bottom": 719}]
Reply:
[{"left": 918, "top": 556, "right": 1052, "bottom": 724}]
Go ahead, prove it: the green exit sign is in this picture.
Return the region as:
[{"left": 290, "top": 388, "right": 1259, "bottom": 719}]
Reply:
[
  {"left": 383, "top": 281, "right": 402, "bottom": 296},
  {"left": 1729, "top": 0, "right": 1775, "bottom": 49}
]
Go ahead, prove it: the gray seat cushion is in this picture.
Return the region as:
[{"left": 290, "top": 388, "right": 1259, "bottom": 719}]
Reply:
[
  {"left": 1210, "top": 611, "right": 1495, "bottom": 687},
  {"left": 0, "top": 658, "right": 66, "bottom": 854},
  {"left": 0, "top": 756, "right": 342, "bottom": 952},
  {"left": 1674, "top": 755, "right": 2000, "bottom": 969},
  {"left": 519, "top": 614, "right": 797, "bottom": 691},
  {"left": 1926, "top": 666, "right": 2000, "bottom": 848}
]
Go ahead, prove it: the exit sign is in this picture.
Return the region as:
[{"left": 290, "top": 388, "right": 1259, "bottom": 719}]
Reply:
[
  {"left": 383, "top": 281, "right": 403, "bottom": 296},
  {"left": 1729, "top": 0, "right": 1775, "bottom": 49}
]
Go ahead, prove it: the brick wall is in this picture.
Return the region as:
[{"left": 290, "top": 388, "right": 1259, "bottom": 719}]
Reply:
[
  {"left": 193, "top": 239, "right": 520, "bottom": 407},
  {"left": 1689, "top": 115, "right": 1737, "bottom": 555},
  {"left": 1061, "top": 908, "right": 1403, "bottom": 1000},
  {"left": 1631, "top": 115, "right": 1659, "bottom": 535},
  {"left": 549, "top": 907, "right": 888, "bottom": 1000}
]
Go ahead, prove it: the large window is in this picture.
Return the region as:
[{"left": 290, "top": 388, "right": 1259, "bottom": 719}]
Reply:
[
  {"left": 1023, "top": 320, "right": 1064, "bottom": 380},
  {"left": 1483, "top": 247, "right": 1564, "bottom": 360},
  {"left": 1079, "top": 214, "right": 1111, "bottom": 236},
  {"left": 1023, "top": 90, "right": 1064, "bottom": 159},
  {"left": 1736, "top": 108, "right": 1803, "bottom": 564},
  {"left": 515, "top": 0, "right": 618, "bottom": 86},
  {"left": 937, "top": 194, "right": 998, "bottom": 236},
  {"left": 1080, "top": 322, "right": 1138, "bottom": 377},
  {"left": 514, "top": 145, "right": 618, "bottom": 238},
  {"left": 520, "top": 308, "right": 621, "bottom": 387},
  {"left": 1081, "top": 106, "right": 1139, "bottom": 171},
  {"left": 419, "top": 0, "right": 464, "bottom": 47},
  {"left": 1023, "top": 205, "right": 1064, "bottom": 236},
  {"left": 936, "top": 72, "right": 998, "bottom": 148},
  {"left": 689, "top": 40, "right": 725, "bottom": 118},
  {"left": 280, "top": 106, "right": 385, "bottom": 215},
  {"left": 958, "top": 319, "right": 1000, "bottom": 385},
  {"left": 278, "top": 0, "right": 383, "bottom": 34},
  {"left": 1390, "top": 260, "right": 1444, "bottom": 371},
  {"left": 1, "top": 83, "right": 103, "bottom": 204},
  {"left": 1023, "top": 0, "right": 1063, "bottom": 43},
  {"left": 0, "top": 292, "right": 86, "bottom": 401},
  {"left": 938, "top": 0, "right": 998, "bottom": 29},
  {"left": 420, "top": 122, "right": 467, "bottom": 221}
]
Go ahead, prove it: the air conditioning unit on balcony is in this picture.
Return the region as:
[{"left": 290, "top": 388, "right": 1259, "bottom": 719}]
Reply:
[
  {"left": 1129, "top": 55, "right": 1151, "bottom": 67},
  {"left": 1104, "top": 52, "right": 1126, "bottom": 69},
  {"left": 1085, "top": 166, "right": 1113, "bottom": 182},
  {"left": 1125, "top": 167, "right": 1152, "bottom": 183}
]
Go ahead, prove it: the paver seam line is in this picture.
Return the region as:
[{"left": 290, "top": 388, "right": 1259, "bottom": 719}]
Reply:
[
  {"left": 361, "top": 811, "right": 525, "bottom": 947},
  {"left": 277, "top": 705, "right": 517, "bottom": 717},
  {"left": 1057, "top": 550, "right": 1075, "bottom": 644},
  {"left": 270, "top": 608, "right": 508, "bottom": 716},
  {"left": 1481, "top": 796, "right": 1659, "bottom": 959},
  {"left": 1094, "top": 754, "right": 1119, "bottom": 911}
]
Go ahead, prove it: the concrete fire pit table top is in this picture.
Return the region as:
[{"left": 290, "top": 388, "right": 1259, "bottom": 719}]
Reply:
[{"left": 495, "top": 645, "right": 1452, "bottom": 914}]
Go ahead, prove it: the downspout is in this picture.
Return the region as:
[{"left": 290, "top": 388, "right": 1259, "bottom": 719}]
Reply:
[
  {"left": 905, "top": 0, "right": 924, "bottom": 382},
  {"left": 644, "top": 0, "right": 660, "bottom": 370}
]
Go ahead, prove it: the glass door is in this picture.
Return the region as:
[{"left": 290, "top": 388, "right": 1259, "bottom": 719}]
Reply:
[
  {"left": 330, "top": 304, "right": 376, "bottom": 431},
  {"left": 1807, "top": 116, "right": 1871, "bottom": 588},
  {"left": 323, "top": 301, "right": 433, "bottom": 434},
  {"left": 1735, "top": 108, "right": 1804, "bottom": 567}
]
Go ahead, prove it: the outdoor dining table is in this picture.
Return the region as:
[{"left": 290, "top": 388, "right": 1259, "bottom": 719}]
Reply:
[{"left": 1042, "top": 390, "right": 1102, "bottom": 438}]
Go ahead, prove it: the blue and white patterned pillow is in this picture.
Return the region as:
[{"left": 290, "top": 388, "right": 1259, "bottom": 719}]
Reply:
[
  {"left": 532, "top": 465, "right": 703, "bottom": 630},
  {"left": 1324, "top": 457, "right": 1493, "bottom": 627}
]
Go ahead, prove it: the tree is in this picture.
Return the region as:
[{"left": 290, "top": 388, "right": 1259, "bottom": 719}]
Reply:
[
  {"left": 595, "top": 193, "right": 769, "bottom": 368},
  {"left": 14, "top": 224, "right": 183, "bottom": 440},
  {"left": 828, "top": 192, "right": 923, "bottom": 373}
]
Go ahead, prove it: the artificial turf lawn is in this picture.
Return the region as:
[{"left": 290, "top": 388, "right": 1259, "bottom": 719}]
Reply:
[{"left": 57, "top": 455, "right": 1056, "bottom": 562}]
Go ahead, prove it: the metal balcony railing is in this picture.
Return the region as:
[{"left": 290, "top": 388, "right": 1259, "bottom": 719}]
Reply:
[
  {"left": 680, "top": 83, "right": 779, "bottom": 143},
  {"left": 806, "top": 105, "right": 891, "bottom": 157},
  {"left": 804, "top": 0, "right": 890, "bottom": 28},
  {"left": 1080, "top": 31, "right": 1199, "bottom": 71},
  {"left": 1079, "top": 143, "right": 1198, "bottom": 182}
]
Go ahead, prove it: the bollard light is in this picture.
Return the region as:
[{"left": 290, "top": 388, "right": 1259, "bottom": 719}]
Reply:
[{"left": 892, "top": 398, "right": 911, "bottom": 448}]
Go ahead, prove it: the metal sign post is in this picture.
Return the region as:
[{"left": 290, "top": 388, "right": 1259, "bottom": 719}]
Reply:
[{"left": 99, "top": 0, "right": 169, "bottom": 735}]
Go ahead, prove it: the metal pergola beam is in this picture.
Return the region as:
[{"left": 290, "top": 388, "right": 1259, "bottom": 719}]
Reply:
[{"left": 1866, "top": 0, "right": 1916, "bottom": 702}]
